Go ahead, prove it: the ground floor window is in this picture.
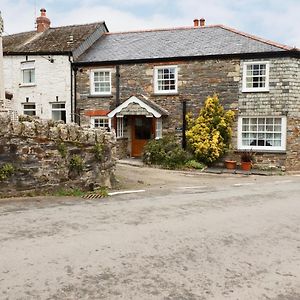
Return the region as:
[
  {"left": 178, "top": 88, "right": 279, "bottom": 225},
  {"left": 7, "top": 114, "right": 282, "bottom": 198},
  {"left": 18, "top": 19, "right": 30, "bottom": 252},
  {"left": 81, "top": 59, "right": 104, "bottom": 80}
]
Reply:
[
  {"left": 155, "top": 118, "right": 162, "bottom": 139},
  {"left": 91, "top": 117, "right": 109, "bottom": 129},
  {"left": 116, "top": 117, "right": 124, "bottom": 138},
  {"left": 52, "top": 103, "right": 66, "bottom": 123},
  {"left": 238, "top": 116, "right": 286, "bottom": 151},
  {"left": 23, "top": 103, "right": 36, "bottom": 116}
]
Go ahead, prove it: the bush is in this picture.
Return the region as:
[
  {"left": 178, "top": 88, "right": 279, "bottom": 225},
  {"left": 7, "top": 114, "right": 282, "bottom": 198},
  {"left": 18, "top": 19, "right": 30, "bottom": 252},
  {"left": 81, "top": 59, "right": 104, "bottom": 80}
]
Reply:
[
  {"left": 0, "top": 163, "right": 14, "bottom": 181},
  {"left": 186, "top": 94, "right": 235, "bottom": 165},
  {"left": 142, "top": 135, "right": 190, "bottom": 169},
  {"left": 185, "top": 160, "right": 205, "bottom": 170},
  {"left": 68, "top": 155, "right": 84, "bottom": 173}
]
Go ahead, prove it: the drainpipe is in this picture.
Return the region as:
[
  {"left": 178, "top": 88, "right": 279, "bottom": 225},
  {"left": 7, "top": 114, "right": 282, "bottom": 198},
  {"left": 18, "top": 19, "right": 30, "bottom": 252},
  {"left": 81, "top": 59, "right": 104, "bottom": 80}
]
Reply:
[
  {"left": 116, "top": 65, "right": 120, "bottom": 107},
  {"left": 69, "top": 55, "right": 73, "bottom": 122},
  {"left": 182, "top": 100, "right": 187, "bottom": 150},
  {"left": 73, "top": 66, "right": 79, "bottom": 125}
]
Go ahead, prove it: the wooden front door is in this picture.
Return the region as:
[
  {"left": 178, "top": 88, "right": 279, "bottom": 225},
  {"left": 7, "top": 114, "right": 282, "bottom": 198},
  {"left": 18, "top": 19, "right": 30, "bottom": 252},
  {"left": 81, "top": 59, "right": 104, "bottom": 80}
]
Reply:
[{"left": 131, "top": 116, "right": 153, "bottom": 157}]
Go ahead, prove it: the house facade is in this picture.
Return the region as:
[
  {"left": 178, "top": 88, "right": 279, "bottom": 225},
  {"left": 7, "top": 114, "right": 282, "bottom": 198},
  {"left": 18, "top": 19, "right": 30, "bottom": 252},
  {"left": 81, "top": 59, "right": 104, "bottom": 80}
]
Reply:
[
  {"left": 74, "top": 20, "right": 300, "bottom": 170},
  {"left": 2, "top": 8, "right": 108, "bottom": 123}
]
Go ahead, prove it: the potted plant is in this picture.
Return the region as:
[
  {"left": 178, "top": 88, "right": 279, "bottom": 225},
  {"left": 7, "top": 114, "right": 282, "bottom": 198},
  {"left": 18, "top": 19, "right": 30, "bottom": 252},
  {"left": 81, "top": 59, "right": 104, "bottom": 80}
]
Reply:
[
  {"left": 240, "top": 150, "right": 254, "bottom": 171},
  {"left": 224, "top": 159, "right": 237, "bottom": 169}
]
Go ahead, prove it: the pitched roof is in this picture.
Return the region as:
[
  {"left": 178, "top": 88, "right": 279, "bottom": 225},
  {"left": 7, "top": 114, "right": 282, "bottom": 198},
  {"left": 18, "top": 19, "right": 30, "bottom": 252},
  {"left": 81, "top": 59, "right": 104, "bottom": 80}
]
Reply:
[
  {"left": 77, "top": 24, "right": 298, "bottom": 63},
  {"left": 3, "top": 22, "right": 108, "bottom": 54}
]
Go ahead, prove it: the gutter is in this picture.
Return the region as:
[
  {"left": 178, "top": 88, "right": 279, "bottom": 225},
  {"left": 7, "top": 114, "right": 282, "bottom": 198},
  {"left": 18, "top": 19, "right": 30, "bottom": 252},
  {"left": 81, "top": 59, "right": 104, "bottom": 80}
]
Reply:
[{"left": 73, "top": 50, "right": 300, "bottom": 67}]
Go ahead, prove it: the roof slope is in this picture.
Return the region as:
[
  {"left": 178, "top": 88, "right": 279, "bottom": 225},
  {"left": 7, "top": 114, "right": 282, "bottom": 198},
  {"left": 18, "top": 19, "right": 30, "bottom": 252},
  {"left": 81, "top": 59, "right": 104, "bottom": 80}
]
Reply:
[
  {"left": 77, "top": 25, "right": 296, "bottom": 63},
  {"left": 3, "top": 22, "right": 107, "bottom": 54}
]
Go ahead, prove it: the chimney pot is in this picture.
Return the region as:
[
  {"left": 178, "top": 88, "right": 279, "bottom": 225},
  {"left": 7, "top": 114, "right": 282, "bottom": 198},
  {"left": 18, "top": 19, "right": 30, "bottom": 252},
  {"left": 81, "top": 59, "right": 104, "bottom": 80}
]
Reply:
[
  {"left": 193, "top": 19, "right": 199, "bottom": 27},
  {"left": 36, "top": 8, "right": 51, "bottom": 33},
  {"left": 200, "top": 18, "right": 205, "bottom": 27}
]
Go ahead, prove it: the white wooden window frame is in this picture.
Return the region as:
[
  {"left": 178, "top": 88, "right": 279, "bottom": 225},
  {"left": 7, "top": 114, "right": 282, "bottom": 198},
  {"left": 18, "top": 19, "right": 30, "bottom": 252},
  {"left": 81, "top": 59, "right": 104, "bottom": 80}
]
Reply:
[
  {"left": 242, "top": 61, "right": 270, "bottom": 92},
  {"left": 90, "top": 69, "right": 112, "bottom": 96},
  {"left": 51, "top": 102, "right": 66, "bottom": 122},
  {"left": 23, "top": 103, "right": 36, "bottom": 116},
  {"left": 116, "top": 117, "right": 124, "bottom": 138},
  {"left": 155, "top": 118, "right": 162, "bottom": 139},
  {"left": 20, "top": 61, "right": 35, "bottom": 86},
  {"left": 90, "top": 116, "right": 111, "bottom": 129},
  {"left": 154, "top": 65, "right": 178, "bottom": 94},
  {"left": 238, "top": 116, "right": 286, "bottom": 151}
]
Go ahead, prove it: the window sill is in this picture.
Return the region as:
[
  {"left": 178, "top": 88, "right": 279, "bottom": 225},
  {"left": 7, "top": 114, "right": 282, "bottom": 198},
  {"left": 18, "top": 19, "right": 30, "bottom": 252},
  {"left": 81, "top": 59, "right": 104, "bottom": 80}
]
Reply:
[
  {"left": 88, "top": 94, "right": 113, "bottom": 98},
  {"left": 237, "top": 149, "right": 286, "bottom": 154},
  {"left": 19, "top": 83, "right": 36, "bottom": 88},
  {"left": 153, "top": 92, "right": 179, "bottom": 96},
  {"left": 242, "top": 89, "right": 269, "bottom": 93}
]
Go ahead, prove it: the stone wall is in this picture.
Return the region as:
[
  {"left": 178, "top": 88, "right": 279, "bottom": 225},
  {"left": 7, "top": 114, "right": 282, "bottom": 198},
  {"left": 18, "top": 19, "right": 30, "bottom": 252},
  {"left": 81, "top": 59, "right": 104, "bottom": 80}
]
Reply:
[{"left": 0, "top": 116, "right": 116, "bottom": 197}]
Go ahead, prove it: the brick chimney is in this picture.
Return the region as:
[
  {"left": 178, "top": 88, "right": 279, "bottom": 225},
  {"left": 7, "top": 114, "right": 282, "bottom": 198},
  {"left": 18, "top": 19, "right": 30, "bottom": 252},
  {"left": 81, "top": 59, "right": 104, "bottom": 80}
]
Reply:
[
  {"left": 36, "top": 8, "right": 50, "bottom": 33},
  {"left": 193, "top": 19, "right": 199, "bottom": 27},
  {"left": 200, "top": 18, "right": 205, "bottom": 27}
]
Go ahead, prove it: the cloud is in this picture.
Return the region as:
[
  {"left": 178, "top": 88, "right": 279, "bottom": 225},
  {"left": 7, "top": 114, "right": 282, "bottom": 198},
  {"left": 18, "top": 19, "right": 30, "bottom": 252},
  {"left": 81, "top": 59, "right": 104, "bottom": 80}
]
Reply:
[{"left": 1, "top": 0, "right": 299, "bottom": 46}]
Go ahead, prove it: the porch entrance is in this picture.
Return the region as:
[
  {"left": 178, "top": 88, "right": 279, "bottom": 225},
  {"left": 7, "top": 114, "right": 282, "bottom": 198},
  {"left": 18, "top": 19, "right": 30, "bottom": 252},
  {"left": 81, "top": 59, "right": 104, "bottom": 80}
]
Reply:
[{"left": 131, "top": 116, "right": 153, "bottom": 157}]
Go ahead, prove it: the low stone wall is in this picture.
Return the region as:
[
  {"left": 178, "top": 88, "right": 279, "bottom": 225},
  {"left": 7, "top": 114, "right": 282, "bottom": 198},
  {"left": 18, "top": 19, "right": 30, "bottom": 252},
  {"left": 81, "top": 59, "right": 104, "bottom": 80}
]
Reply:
[{"left": 0, "top": 116, "right": 117, "bottom": 197}]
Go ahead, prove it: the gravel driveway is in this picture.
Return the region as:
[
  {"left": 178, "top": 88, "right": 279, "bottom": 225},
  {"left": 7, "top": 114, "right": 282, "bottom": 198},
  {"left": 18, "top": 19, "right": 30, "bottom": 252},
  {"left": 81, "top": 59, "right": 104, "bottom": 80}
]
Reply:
[{"left": 0, "top": 165, "right": 300, "bottom": 299}]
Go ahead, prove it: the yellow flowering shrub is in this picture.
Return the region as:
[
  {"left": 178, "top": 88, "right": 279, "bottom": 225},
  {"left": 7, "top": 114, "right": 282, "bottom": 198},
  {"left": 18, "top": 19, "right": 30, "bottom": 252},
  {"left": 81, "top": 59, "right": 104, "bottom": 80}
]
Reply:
[{"left": 186, "top": 95, "right": 235, "bottom": 164}]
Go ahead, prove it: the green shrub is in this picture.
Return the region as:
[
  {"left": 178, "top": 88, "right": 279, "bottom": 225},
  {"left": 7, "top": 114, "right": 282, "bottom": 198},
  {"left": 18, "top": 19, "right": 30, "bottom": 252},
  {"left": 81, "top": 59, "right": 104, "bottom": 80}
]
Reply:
[
  {"left": 185, "top": 160, "right": 205, "bottom": 170},
  {"left": 0, "top": 163, "right": 14, "bottom": 181},
  {"left": 143, "top": 135, "right": 190, "bottom": 169},
  {"left": 57, "top": 142, "right": 67, "bottom": 158},
  {"left": 68, "top": 155, "right": 84, "bottom": 173},
  {"left": 186, "top": 94, "right": 235, "bottom": 165},
  {"left": 93, "top": 143, "right": 104, "bottom": 161},
  {"left": 54, "top": 188, "right": 85, "bottom": 197}
]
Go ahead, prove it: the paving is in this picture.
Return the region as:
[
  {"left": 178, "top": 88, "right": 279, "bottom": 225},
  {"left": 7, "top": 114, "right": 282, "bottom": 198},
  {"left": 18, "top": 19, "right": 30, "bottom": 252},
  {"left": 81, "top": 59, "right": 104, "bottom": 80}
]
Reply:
[{"left": 0, "top": 164, "right": 300, "bottom": 299}]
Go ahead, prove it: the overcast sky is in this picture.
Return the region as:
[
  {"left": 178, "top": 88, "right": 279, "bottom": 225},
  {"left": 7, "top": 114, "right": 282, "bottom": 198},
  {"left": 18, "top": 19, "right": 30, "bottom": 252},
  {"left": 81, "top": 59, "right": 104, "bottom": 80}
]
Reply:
[{"left": 1, "top": 0, "right": 299, "bottom": 47}]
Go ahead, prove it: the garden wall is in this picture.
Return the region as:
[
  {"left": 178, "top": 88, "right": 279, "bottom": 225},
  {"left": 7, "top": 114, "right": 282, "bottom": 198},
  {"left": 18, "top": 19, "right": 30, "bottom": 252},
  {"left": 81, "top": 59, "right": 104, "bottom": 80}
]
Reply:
[{"left": 0, "top": 116, "right": 117, "bottom": 197}]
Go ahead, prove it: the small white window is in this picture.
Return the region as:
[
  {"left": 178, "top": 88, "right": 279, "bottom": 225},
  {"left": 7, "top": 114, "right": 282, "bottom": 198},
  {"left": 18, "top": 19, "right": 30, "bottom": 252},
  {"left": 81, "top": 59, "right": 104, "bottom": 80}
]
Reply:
[
  {"left": 155, "top": 118, "right": 162, "bottom": 139},
  {"left": 238, "top": 116, "right": 286, "bottom": 151},
  {"left": 242, "top": 62, "right": 269, "bottom": 92},
  {"left": 91, "top": 117, "right": 109, "bottom": 129},
  {"left": 116, "top": 117, "right": 124, "bottom": 138},
  {"left": 23, "top": 103, "right": 36, "bottom": 116},
  {"left": 52, "top": 103, "right": 66, "bottom": 123},
  {"left": 21, "top": 61, "right": 35, "bottom": 85},
  {"left": 154, "top": 66, "right": 178, "bottom": 94},
  {"left": 90, "top": 69, "right": 112, "bottom": 95}
]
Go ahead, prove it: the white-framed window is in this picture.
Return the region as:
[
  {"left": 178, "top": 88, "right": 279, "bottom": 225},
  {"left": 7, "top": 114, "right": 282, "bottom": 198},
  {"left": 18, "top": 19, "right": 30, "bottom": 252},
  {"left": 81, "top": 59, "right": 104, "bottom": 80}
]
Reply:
[
  {"left": 90, "top": 69, "right": 112, "bottom": 95},
  {"left": 116, "top": 117, "right": 124, "bottom": 138},
  {"left": 242, "top": 61, "right": 269, "bottom": 92},
  {"left": 154, "top": 66, "right": 178, "bottom": 94},
  {"left": 52, "top": 103, "right": 66, "bottom": 123},
  {"left": 23, "top": 103, "right": 36, "bottom": 116},
  {"left": 238, "top": 116, "right": 286, "bottom": 151},
  {"left": 155, "top": 118, "right": 162, "bottom": 139},
  {"left": 21, "top": 61, "right": 35, "bottom": 85},
  {"left": 90, "top": 117, "right": 110, "bottom": 129}
]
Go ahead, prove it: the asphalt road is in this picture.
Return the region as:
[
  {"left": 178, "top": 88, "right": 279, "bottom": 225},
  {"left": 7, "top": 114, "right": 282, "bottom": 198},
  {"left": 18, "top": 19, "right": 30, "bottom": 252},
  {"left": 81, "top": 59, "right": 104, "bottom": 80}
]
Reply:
[{"left": 0, "top": 166, "right": 300, "bottom": 299}]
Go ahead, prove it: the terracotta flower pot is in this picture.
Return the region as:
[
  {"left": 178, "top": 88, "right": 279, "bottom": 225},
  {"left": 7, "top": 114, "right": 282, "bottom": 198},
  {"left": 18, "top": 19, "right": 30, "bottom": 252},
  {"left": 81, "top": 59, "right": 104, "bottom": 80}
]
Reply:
[
  {"left": 225, "top": 160, "right": 237, "bottom": 169},
  {"left": 241, "top": 161, "right": 252, "bottom": 171}
]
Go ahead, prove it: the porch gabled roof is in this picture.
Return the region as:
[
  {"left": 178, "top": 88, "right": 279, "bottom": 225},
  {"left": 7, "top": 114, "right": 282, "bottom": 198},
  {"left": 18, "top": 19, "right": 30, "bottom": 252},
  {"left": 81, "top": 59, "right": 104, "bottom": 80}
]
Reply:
[{"left": 107, "top": 96, "right": 169, "bottom": 118}]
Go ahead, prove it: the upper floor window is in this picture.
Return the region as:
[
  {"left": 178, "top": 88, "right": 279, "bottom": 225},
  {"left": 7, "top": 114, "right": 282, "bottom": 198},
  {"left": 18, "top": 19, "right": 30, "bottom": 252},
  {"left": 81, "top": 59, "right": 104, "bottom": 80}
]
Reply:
[
  {"left": 21, "top": 61, "right": 35, "bottom": 85},
  {"left": 90, "top": 69, "right": 112, "bottom": 95},
  {"left": 238, "top": 116, "right": 286, "bottom": 151},
  {"left": 154, "top": 66, "right": 178, "bottom": 94},
  {"left": 242, "top": 62, "right": 269, "bottom": 92}
]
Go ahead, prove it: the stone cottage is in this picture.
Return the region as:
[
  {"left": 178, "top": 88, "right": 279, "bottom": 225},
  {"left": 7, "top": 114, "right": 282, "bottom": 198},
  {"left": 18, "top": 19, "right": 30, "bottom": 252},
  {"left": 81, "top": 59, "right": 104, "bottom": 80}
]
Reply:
[
  {"left": 73, "top": 19, "right": 300, "bottom": 171},
  {"left": 2, "top": 8, "right": 108, "bottom": 123}
]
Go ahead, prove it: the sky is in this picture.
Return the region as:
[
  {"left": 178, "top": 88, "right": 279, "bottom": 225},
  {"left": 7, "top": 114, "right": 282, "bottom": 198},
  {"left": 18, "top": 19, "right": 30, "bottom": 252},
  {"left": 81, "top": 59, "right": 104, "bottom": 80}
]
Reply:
[{"left": 0, "top": 0, "right": 299, "bottom": 47}]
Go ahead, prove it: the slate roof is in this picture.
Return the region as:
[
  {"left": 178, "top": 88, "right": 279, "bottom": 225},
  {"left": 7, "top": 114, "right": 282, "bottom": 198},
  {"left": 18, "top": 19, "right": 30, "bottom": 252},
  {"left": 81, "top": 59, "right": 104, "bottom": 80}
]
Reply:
[
  {"left": 77, "top": 25, "right": 297, "bottom": 63},
  {"left": 3, "top": 22, "right": 108, "bottom": 54}
]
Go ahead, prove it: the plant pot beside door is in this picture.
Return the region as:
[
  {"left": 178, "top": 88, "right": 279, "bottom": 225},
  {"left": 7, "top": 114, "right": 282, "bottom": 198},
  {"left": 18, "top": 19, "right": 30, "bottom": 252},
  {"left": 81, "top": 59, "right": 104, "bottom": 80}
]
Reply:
[{"left": 240, "top": 150, "right": 254, "bottom": 171}]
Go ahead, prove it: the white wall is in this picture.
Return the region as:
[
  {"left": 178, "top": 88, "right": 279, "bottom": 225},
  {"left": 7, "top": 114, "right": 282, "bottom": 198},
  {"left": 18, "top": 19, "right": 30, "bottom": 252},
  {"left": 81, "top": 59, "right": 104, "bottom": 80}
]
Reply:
[{"left": 3, "top": 55, "right": 72, "bottom": 122}]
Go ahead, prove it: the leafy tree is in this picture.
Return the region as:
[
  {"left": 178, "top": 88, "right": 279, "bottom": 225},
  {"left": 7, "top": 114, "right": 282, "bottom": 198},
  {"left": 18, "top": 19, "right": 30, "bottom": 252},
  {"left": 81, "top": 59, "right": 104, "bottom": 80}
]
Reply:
[{"left": 186, "top": 94, "right": 235, "bottom": 165}]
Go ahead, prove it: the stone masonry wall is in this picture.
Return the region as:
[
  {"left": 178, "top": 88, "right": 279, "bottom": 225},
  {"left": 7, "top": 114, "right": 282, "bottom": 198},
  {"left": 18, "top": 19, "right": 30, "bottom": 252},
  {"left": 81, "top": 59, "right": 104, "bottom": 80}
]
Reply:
[
  {"left": 0, "top": 116, "right": 116, "bottom": 197},
  {"left": 239, "top": 57, "right": 300, "bottom": 171}
]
